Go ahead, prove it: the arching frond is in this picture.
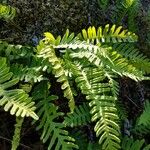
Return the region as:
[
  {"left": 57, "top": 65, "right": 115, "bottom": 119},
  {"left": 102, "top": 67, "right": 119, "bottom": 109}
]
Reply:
[
  {"left": 78, "top": 24, "right": 138, "bottom": 44},
  {"left": 66, "top": 61, "right": 121, "bottom": 150}
]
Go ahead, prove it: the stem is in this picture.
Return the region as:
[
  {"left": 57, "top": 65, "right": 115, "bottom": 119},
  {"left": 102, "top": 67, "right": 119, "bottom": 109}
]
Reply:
[{"left": 11, "top": 117, "right": 24, "bottom": 150}]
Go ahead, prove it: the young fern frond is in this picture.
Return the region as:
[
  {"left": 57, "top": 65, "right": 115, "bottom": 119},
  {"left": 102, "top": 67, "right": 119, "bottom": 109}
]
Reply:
[
  {"left": 32, "top": 81, "right": 78, "bottom": 150},
  {"left": 0, "top": 4, "right": 16, "bottom": 20},
  {"left": 63, "top": 103, "right": 91, "bottom": 127},
  {"left": 78, "top": 25, "right": 138, "bottom": 43},
  {"left": 0, "top": 58, "right": 38, "bottom": 120}
]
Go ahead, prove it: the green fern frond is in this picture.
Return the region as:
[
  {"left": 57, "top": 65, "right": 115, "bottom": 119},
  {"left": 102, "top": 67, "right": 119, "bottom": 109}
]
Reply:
[
  {"left": 0, "top": 58, "right": 38, "bottom": 120},
  {"left": 112, "top": 43, "right": 150, "bottom": 73},
  {"left": 137, "top": 100, "right": 150, "bottom": 126},
  {"left": 0, "top": 41, "right": 34, "bottom": 60},
  {"left": 69, "top": 43, "right": 147, "bottom": 82},
  {"left": 115, "top": 0, "right": 139, "bottom": 26},
  {"left": 11, "top": 64, "right": 44, "bottom": 82},
  {"left": 63, "top": 103, "right": 91, "bottom": 127},
  {"left": 131, "top": 121, "right": 150, "bottom": 136},
  {"left": 71, "top": 128, "right": 102, "bottom": 150},
  {"left": 78, "top": 25, "right": 138, "bottom": 43},
  {"left": 67, "top": 62, "right": 121, "bottom": 150},
  {"left": 32, "top": 81, "right": 78, "bottom": 150},
  {"left": 127, "top": 0, "right": 140, "bottom": 32},
  {"left": 11, "top": 117, "right": 24, "bottom": 150},
  {"left": 37, "top": 34, "right": 75, "bottom": 113},
  {"left": 122, "top": 137, "right": 150, "bottom": 150},
  {"left": 132, "top": 124, "right": 150, "bottom": 136},
  {"left": 116, "top": 101, "right": 128, "bottom": 121},
  {"left": 0, "top": 4, "right": 16, "bottom": 20},
  {"left": 107, "top": 47, "right": 148, "bottom": 81}
]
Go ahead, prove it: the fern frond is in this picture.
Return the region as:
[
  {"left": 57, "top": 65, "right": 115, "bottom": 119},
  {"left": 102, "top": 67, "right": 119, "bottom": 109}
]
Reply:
[
  {"left": 137, "top": 100, "right": 150, "bottom": 126},
  {"left": 11, "top": 117, "right": 24, "bottom": 150},
  {"left": 32, "top": 81, "right": 78, "bottom": 150},
  {"left": 87, "top": 142, "right": 102, "bottom": 150},
  {"left": 122, "top": 136, "right": 150, "bottom": 150},
  {"left": 71, "top": 128, "right": 102, "bottom": 150},
  {"left": 11, "top": 64, "right": 44, "bottom": 82},
  {"left": 67, "top": 61, "right": 121, "bottom": 150},
  {"left": 0, "top": 4, "right": 16, "bottom": 20},
  {"left": 0, "top": 58, "right": 38, "bottom": 120},
  {"left": 112, "top": 43, "right": 150, "bottom": 73},
  {"left": 37, "top": 34, "right": 75, "bottom": 112},
  {"left": 127, "top": 0, "right": 140, "bottom": 32},
  {"left": 63, "top": 103, "right": 91, "bottom": 127},
  {"left": 78, "top": 25, "right": 138, "bottom": 43},
  {"left": 107, "top": 47, "right": 149, "bottom": 81},
  {"left": 69, "top": 43, "right": 147, "bottom": 82},
  {"left": 132, "top": 124, "right": 150, "bottom": 136},
  {"left": 0, "top": 41, "right": 34, "bottom": 60}
]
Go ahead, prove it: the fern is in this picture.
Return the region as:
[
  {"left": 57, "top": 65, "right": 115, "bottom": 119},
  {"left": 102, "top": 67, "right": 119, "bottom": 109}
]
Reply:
[
  {"left": 122, "top": 136, "right": 150, "bottom": 150},
  {"left": 63, "top": 103, "right": 91, "bottom": 127},
  {"left": 37, "top": 32, "right": 75, "bottom": 112},
  {"left": 0, "top": 58, "right": 38, "bottom": 120},
  {"left": 36, "top": 25, "right": 150, "bottom": 150},
  {"left": 112, "top": 43, "right": 150, "bottom": 73},
  {"left": 0, "top": 41, "right": 34, "bottom": 60},
  {"left": 66, "top": 61, "right": 121, "bottom": 150},
  {"left": 32, "top": 81, "right": 78, "bottom": 150},
  {"left": 127, "top": 0, "right": 140, "bottom": 32},
  {"left": 137, "top": 100, "right": 150, "bottom": 126},
  {"left": 11, "top": 117, "right": 24, "bottom": 150},
  {"left": 0, "top": 4, "right": 16, "bottom": 20},
  {"left": 78, "top": 25, "right": 138, "bottom": 43}
]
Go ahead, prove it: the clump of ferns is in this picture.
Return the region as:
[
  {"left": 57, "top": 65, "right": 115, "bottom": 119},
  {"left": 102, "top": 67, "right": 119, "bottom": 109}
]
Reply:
[{"left": 36, "top": 24, "right": 150, "bottom": 150}]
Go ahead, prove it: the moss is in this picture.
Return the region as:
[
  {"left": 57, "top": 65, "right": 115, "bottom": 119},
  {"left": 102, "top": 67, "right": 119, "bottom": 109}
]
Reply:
[{"left": 0, "top": 0, "right": 89, "bottom": 44}]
